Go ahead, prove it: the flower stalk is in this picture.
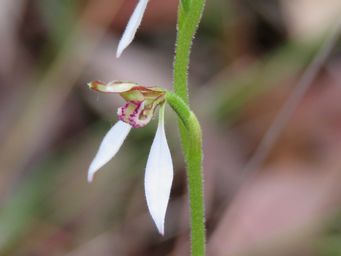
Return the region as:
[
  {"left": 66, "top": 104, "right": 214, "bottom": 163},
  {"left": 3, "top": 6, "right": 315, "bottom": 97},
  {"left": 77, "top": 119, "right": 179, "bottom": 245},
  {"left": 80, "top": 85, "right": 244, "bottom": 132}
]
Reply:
[
  {"left": 166, "top": 92, "right": 205, "bottom": 256},
  {"left": 172, "top": 0, "right": 206, "bottom": 254},
  {"left": 173, "top": 0, "right": 206, "bottom": 160}
]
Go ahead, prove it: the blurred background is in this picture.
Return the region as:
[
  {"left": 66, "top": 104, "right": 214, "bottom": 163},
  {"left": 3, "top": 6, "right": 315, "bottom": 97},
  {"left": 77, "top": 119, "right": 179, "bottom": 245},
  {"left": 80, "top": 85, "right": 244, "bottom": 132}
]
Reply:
[{"left": 0, "top": 0, "right": 341, "bottom": 255}]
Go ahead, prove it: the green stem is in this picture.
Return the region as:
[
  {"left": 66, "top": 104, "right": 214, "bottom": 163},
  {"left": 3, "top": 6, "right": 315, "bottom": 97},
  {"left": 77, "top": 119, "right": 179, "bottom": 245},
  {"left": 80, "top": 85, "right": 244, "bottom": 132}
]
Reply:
[
  {"left": 173, "top": 0, "right": 206, "bottom": 160},
  {"left": 166, "top": 92, "right": 206, "bottom": 256},
  {"left": 173, "top": 0, "right": 205, "bottom": 102},
  {"left": 172, "top": 0, "right": 206, "bottom": 253}
]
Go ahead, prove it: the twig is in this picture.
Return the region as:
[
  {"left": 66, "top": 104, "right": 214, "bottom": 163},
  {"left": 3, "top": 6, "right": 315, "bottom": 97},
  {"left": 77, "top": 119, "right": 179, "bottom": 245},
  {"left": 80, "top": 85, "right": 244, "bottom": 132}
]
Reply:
[{"left": 244, "top": 17, "right": 341, "bottom": 174}]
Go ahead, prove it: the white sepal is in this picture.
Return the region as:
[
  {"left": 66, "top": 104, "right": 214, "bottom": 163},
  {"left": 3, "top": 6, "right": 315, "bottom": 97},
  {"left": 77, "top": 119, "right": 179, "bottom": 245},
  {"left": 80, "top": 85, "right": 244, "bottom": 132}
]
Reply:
[
  {"left": 144, "top": 105, "right": 173, "bottom": 235},
  {"left": 116, "top": 0, "right": 149, "bottom": 58},
  {"left": 88, "top": 121, "right": 131, "bottom": 182}
]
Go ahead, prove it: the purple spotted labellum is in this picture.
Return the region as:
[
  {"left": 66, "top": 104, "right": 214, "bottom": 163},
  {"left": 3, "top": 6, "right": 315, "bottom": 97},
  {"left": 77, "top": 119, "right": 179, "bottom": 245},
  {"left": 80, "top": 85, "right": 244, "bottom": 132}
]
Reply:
[
  {"left": 88, "top": 80, "right": 165, "bottom": 128},
  {"left": 87, "top": 80, "right": 173, "bottom": 235}
]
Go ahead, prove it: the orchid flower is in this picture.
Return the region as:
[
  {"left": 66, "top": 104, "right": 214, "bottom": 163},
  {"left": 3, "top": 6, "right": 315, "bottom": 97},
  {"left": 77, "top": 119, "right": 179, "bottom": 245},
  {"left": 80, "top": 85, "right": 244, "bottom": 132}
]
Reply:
[
  {"left": 87, "top": 80, "right": 173, "bottom": 235},
  {"left": 116, "top": 0, "right": 149, "bottom": 58}
]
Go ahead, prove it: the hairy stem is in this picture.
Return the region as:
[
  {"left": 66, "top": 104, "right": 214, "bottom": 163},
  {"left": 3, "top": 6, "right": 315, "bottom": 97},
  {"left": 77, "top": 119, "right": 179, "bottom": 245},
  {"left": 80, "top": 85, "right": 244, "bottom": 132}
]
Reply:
[
  {"left": 173, "top": 0, "right": 205, "bottom": 102},
  {"left": 173, "top": 0, "right": 206, "bottom": 159},
  {"left": 166, "top": 92, "right": 206, "bottom": 256},
  {"left": 172, "top": 0, "right": 206, "bottom": 254}
]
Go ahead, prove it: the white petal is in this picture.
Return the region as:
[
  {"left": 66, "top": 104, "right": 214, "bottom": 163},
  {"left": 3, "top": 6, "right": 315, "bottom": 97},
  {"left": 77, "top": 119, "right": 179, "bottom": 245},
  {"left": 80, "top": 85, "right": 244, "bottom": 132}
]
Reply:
[
  {"left": 144, "top": 105, "right": 173, "bottom": 235},
  {"left": 88, "top": 121, "right": 131, "bottom": 182},
  {"left": 88, "top": 81, "right": 138, "bottom": 93},
  {"left": 116, "top": 0, "right": 149, "bottom": 58}
]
